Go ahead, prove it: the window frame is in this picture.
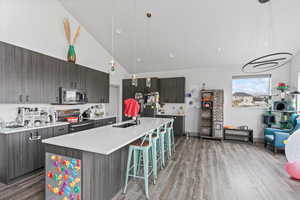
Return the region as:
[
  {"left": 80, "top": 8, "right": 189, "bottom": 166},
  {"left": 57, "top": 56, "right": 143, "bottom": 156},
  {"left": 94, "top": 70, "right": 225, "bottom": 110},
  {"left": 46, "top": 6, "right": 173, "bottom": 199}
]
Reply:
[{"left": 232, "top": 74, "right": 272, "bottom": 108}]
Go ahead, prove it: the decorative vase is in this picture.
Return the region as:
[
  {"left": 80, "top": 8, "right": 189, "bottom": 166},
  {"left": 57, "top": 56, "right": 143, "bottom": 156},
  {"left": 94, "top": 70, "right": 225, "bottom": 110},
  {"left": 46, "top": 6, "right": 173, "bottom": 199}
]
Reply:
[{"left": 67, "top": 45, "right": 76, "bottom": 63}]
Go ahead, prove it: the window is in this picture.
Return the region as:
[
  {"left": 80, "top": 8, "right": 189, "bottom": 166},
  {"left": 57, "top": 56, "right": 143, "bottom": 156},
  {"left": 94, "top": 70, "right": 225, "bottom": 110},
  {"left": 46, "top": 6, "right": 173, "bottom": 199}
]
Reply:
[
  {"left": 232, "top": 74, "right": 271, "bottom": 107},
  {"left": 297, "top": 72, "right": 300, "bottom": 112}
]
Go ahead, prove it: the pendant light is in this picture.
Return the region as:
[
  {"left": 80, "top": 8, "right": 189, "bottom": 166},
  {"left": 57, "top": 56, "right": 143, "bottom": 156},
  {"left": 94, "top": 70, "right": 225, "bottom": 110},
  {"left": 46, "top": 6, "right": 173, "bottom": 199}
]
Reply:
[
  {"left": 242, "top": 0, "right": 292, "bottom": 73},
  {"left": 145, "top": 11, "right": 152, "bottom": 88},
  {"left": 131, "top": 0, "right": 138, "bottom": 87},
  {"left": 109, "top": 0, "right": 116, "bottom": 74}
]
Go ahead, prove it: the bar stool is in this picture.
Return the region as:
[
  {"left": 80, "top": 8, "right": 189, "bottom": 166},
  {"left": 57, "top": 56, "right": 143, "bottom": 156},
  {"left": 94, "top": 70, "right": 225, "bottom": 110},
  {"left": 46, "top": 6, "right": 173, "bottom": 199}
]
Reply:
[
  {"left": 136, "top": 128, "right": 162, "bottom": 183},
  {"left": 166, "top": 119, "right": 175, "bottom": 159},
  {"left": 123, "top": 130, "right": 154, "bottom": 199},
  {"left": 153, "top": 128, "right": 163, "bottom": 170},
  {"left": 158, "top": 124, "right": 167, "bottom": 167}
]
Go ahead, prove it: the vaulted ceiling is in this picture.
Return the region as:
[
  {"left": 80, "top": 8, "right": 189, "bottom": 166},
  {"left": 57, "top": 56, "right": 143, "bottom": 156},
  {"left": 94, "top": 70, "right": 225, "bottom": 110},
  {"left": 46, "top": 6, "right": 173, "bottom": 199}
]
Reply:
[{"left": 59, "top": 0, "right": 300, "bottom": 73}]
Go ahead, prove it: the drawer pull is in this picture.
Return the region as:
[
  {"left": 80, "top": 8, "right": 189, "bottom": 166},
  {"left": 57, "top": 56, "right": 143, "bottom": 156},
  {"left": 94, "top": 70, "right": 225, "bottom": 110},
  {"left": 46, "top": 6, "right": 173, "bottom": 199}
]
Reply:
[
  {"left": 29, "top": 135, "right": 41, "bottom": 141},
  {"left": 58, "top": 128, "right": 66, "bottom": 131}
]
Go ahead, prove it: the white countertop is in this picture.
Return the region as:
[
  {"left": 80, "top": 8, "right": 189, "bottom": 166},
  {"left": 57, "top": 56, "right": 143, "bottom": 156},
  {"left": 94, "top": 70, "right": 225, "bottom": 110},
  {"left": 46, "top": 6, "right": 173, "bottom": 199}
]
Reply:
[
  {"left": 0, "top": 116, "right": 116, "bottom": 134},
  {"left": 43, "top": 117, "right": 172, "bottom": 155},
  {"left": 89, "top": 115, "right": 116, "bottom": 120},
  {"left": 0, "top": 122, "right": 70, "bottom": 134},
  {"left": 157, "top": 113, "right": 185, "bottom": 116}
]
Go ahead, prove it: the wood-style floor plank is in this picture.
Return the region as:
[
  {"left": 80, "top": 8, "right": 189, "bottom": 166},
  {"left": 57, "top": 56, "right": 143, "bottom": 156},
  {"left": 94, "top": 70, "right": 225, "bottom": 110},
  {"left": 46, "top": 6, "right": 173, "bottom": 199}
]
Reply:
[
  {"left": 0, "top": 137, "right": 299, "bottom": 200},
  {"left": 113, "top": 137, "right": 300, "bottom": 200}
]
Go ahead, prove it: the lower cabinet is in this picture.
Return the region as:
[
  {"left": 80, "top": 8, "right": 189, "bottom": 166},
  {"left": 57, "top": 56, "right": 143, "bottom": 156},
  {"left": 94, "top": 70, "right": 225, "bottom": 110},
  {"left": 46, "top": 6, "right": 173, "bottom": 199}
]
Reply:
[
  {"left": 94, "top": 117, "right": 116, "bottom": 128},
  {"left": 0, "top": 125, "right": 69, "bottom": 184},
  {"left": 155, "top": 115, "right": 185, "bottom": 136},
  {"left": 53, "top": 125, "right": 69, "bottom": 136}
]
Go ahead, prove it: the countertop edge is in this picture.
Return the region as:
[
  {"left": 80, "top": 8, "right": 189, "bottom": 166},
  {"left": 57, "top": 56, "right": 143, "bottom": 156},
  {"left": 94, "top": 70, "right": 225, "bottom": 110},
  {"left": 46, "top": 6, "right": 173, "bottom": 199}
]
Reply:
[
  {"left": 0, "top": 122, "right": 70, "bottom": 134},
  {"left": 43, "top": 118, "right": 172, "bottom": 155}
]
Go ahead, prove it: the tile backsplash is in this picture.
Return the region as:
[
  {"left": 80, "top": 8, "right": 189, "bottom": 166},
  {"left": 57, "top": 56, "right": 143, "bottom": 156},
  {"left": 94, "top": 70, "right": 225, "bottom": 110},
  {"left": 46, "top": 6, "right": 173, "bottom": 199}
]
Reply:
[
  {"left": 159, "top": 103, "right": 186, "bottom": 115},
  {"left": 0, "top": 103, "right": 108, "bottom": 122}
]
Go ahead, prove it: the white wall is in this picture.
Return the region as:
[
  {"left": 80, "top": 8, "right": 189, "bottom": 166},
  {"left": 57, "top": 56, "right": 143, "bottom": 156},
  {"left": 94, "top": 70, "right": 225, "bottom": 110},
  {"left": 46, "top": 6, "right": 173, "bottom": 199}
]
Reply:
[
  {"left": 290, "top": 52, "right": 300, "bottom": 89},
  {"left": 133, "top": 65, "right": 291, "bottom": 139},
  {"left": 0, "top": 0, "right": 128, "bottom": 121}
]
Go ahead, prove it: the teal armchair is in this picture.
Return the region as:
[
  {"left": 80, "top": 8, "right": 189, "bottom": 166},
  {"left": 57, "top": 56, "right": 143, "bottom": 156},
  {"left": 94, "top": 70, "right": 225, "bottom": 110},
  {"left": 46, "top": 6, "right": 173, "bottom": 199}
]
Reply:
[{"left": 264, "top": 114, "right": 300, "bottom": 152}]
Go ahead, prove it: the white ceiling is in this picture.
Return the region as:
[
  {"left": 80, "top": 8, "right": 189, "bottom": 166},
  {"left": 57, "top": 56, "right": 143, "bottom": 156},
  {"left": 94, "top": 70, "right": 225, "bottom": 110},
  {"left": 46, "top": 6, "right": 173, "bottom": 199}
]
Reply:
[{"left": 59, "top": 0, "right": 300, "bottom": 73}]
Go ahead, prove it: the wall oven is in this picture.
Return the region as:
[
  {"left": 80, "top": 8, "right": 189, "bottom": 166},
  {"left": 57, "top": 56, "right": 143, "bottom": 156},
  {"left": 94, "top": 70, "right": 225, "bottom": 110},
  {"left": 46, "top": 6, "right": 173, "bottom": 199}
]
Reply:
[{"left": 59, "top": 87, "right": 87, "bottom": 105}]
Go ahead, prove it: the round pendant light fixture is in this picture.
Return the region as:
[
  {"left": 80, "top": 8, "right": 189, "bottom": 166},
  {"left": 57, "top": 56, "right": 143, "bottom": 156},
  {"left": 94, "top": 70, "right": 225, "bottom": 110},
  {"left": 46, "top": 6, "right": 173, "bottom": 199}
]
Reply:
[
  {"left": 242, "top": 0, "right": 293, "bottom": 73},
  {"left": 242, "top": 52, "right": 293, "bottom": 73},
  {"left": 259, "top": 0, "right": 270, "bottom": 3}
]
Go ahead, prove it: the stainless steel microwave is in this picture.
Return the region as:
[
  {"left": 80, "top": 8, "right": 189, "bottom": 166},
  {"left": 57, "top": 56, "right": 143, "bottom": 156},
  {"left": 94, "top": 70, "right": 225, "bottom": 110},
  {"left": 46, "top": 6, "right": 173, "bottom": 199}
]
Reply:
[{"left": 59, "top": 87, "right": 87, "bottom": 105}]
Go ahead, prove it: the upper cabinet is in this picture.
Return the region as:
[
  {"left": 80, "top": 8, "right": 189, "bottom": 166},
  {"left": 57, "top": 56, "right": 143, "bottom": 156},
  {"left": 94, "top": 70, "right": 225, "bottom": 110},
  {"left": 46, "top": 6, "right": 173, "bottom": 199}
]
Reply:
[
  {"left": 0, "top": 43, "right": 23, "bottom": 103},
  {"left": 159, "top": 77, "right": 185, "bottom": 103},
  {"left": 86, "top": 68, "right": 109, "bottom": 103},
  {"left": 122, "top": 79, "right": 136, "bottom": 100},
  {"left": 41, "top": 56, "right": 60, "bottom": 104},
  {"left": 0, "top": 41, "right": 110, "bottom": 104},
  {"left": 122, "top": 77, "right": 185, "bottom": 104}
]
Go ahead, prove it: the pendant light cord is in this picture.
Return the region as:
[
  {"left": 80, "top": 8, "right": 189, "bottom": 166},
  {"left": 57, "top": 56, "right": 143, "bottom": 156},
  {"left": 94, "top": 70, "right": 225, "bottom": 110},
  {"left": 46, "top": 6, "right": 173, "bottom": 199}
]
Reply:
[{"left": 134, "top": 0, "right": 137, "bottom": 76}]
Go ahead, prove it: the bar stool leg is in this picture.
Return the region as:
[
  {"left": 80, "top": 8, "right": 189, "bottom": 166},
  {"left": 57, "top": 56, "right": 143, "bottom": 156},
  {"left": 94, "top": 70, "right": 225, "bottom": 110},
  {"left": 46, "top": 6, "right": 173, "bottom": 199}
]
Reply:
[
  {"left": 152, "top": 141, "right": 157, "bottom": 184},
  {"left": 171, "top": 128, "right": 176, "bottom": 153},
  {"left": 143, "top": 149, "right": 149, "bottom": 199},
  {"left": 167, "top": 129, "right": 172, "bottom": 159},
  {"left": 123, "top": 146, "right": 133, "bottom": 194},
  {"left": 133, "top": 150, "right": 138, "bottom": 177},
  {"left": 160, "top": 133, "right": 165, "bottom": 167}
]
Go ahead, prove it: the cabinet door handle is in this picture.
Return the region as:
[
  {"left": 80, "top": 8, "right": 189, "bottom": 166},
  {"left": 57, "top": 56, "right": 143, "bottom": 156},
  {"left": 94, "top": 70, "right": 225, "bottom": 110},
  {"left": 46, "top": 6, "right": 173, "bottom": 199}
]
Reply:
[
  {"left": 29, "top": 134, "right": 41, "bottom": 141},
  {"left": 26, "top": 95, "right": 29, "bottom": 102},
  {"left": 19, "top": 95, "right": 23, "bottom": 103},
  {"left": 58, "top": 128, "right": 65, "bottom": 131}
]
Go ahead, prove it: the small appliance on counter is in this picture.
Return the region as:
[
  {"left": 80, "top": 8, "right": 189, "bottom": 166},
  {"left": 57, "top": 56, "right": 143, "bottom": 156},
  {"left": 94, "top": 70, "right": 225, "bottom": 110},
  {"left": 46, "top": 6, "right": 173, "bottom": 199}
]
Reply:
[
  {"left": 82, "top": 104, "right": 105, "bottom": 120},
  {"left": 58, "top": 87, "right": 87, "bottom": 105},
  {"left": 15, "top": 107, "right": 42, "bottom": 128},
  {"left": 57, "top": 109, "right": 94, "bottom": 133},
  {"left": 135, "top": 92, "right": 160, "bottom": 117}
]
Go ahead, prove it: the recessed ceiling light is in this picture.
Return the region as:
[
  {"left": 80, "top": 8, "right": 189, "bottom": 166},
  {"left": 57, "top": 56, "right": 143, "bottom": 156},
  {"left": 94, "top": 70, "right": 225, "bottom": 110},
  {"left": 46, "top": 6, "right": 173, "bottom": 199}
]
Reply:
[
  {"left": 169, "top": 53, "right": 175, "bottom": 58},
  {"left": 217, "top": 48, "right": 222, "bottom": 52},
  {"left": 115, "top": 28, "right": 122, "bottom": 35},
  {"left": 136, "top": 58, "right": 142, "bottom": 63}
]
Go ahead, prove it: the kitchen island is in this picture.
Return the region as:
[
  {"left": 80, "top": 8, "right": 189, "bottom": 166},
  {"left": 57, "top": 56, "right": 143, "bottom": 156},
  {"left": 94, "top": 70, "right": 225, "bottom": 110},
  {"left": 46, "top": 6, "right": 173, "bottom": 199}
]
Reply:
[{"left": 42, "top": 117, "right": 172, "bottom": 200}]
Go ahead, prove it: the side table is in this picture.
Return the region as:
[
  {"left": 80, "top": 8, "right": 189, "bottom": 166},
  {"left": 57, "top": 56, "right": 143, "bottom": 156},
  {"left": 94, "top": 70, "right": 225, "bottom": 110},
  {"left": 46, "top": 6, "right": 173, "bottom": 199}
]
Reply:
[{"left": 223, "top": 128, "right": 254, "bottom": 143}]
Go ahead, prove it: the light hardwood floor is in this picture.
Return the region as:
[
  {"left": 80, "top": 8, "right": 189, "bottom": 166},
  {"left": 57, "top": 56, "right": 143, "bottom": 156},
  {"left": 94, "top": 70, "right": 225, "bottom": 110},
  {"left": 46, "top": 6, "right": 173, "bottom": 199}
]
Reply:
[{"left": 1, "top": 137, "right": 300, "bottom": 200}]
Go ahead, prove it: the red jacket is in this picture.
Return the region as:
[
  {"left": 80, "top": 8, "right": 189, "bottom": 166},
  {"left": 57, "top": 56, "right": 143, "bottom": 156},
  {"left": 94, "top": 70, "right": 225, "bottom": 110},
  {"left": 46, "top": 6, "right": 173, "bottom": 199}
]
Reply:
[{"left": 124, "top": 98, "right": 140, "bottom": 117}]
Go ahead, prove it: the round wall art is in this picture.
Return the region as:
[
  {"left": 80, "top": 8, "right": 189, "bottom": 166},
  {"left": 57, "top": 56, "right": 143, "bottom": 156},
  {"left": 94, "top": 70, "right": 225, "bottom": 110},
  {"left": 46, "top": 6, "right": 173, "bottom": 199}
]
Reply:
[{"left": 242, "top": 52, "right": 293, "bottom": 73}]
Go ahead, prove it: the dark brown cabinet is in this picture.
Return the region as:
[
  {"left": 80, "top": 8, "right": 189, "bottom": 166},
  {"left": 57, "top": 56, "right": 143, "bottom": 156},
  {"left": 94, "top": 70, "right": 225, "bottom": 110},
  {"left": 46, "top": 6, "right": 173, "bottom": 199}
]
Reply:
[
  {"left": 148, "top": 78, "right": 160, "bottom": 92},
  {"left": 1, "top": 44, "right": 23, "bottom": 103},
  {"left": 94, "top": 117, "right": 116, "bottom": 128},
  {"left": 41, "top": 56, "right": 60, "bottom": 103},
  {"left": 7, "top": 128, "right": 54, "bottom": 181},
  {"left": 0, "top": 125, "right": 69, "bottom": 184},
  {"left": 156, "top": 115, "right": 185, "bottom": 136},
  {"left": 159, "top": 77, "right": 185, "bottom": 103},
  {"left": 86, "top": 68, "right": 101, "bottom": 103},
  {"left": 0, "top": 41, "right": 110, "bottom": 104},
  {"left": 22, "top": 50, "right": 44, "bottom": 103},
  {"left": 122, "top": 79, "right": 137, "bottom": 121},
  {"left": 136, "top": 78, "right": 146, "bottom": 92},
  {"left": 53, "top": 125, "right": 69, "bottom": 136}
]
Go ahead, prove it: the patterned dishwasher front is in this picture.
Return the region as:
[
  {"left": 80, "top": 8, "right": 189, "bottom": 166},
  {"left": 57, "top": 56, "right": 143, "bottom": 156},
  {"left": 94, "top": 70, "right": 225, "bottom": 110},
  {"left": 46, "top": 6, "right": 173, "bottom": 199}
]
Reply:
[{"left": 45, "top": 152, "right": 81, "bottom": 200}]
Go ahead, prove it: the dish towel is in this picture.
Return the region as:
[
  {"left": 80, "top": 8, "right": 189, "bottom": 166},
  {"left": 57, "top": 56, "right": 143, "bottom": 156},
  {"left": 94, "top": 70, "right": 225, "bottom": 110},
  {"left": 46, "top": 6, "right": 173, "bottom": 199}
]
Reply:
[{"left": 124, "top": 98, "right": 140, "bottom": 117}]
